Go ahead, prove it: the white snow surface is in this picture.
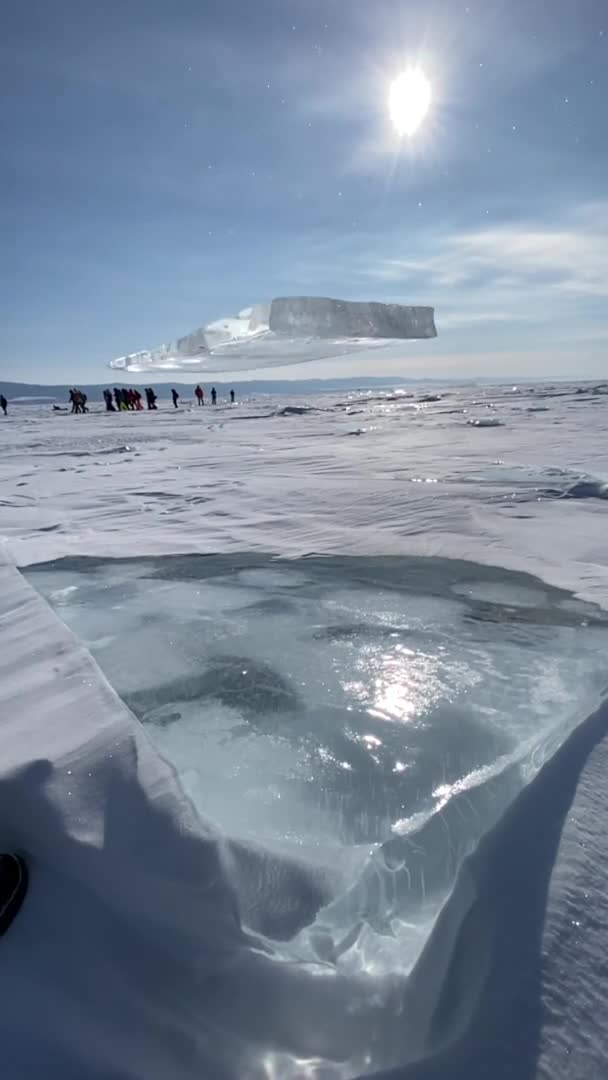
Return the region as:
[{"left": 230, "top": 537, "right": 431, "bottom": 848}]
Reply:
[
  {"left": 2, "top": 383, "right": 607, "bottom": 602},
  {"left": 1, "top": 381, "right": 608, "bottom": 1078}
]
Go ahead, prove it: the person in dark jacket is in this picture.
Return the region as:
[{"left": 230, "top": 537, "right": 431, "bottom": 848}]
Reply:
[
  {"left": 171, "top": 389, "right": 179, "bottom": 409},
  {"left": 0, "top": 395, "right": 7, "bottom": 416},
  {"left": 211, "top": 386, "right": 217, "bottom": 405}
]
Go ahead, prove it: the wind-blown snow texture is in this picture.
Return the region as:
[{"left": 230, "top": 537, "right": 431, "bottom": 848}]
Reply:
[
  {"left": 1, "top": 381, "right": 608, "bottom": 1079},
  {"left": 110, "top": 296, "right": 437, "bottom": 373}
]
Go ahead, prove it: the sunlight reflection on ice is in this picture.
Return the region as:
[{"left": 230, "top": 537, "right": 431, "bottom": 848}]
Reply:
[
  {"left": 262, "top": 1050, "right": 347, "bottom": 1080},
  {"left": 344, "top": 645, "right": 447, "bottom": 723}
]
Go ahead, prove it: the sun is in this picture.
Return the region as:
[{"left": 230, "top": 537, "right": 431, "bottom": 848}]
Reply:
[{"left": 388, "top": 69, "right": 432, "bottom": 137}]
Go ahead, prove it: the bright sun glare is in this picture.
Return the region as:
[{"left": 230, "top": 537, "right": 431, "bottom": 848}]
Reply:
[{"left": 388, "top": 68, "right": 432, "bottom": 137}]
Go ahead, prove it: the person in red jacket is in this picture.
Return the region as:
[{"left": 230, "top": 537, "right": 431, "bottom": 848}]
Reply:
[{"left": 195, "top": 385, "right": 204, "bottom": 406}]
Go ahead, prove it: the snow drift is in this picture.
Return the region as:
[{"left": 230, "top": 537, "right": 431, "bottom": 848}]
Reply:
[{"left": 109, "top": 297, "right": 437, "bottom": 374}]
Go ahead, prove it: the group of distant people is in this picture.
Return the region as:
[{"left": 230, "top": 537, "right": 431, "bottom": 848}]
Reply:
[
  {"left": 103, "top": 387, "right": 153, "bottom": 412},
  {"left": 1, "top": 385, "right": 237, "bottom": 418},
  {"left": 69, "top": 389, "right": 89, "bottom": 413},
  {"left": 101, "top": 385, "right": 235, "bottom": 412}
]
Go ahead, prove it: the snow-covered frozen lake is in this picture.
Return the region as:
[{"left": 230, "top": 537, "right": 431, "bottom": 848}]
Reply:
[{"left": 1, "top": 382, "right": 608, "bottom": 1078}]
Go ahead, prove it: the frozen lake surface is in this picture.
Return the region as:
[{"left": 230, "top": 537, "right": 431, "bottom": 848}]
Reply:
[{"left": 1, "top": 382, "right": 608, "bottom": 1078}]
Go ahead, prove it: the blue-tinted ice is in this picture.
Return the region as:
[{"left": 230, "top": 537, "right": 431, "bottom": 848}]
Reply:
[{"left": 27, "top": 554, "right": 608, "bottom": 975}]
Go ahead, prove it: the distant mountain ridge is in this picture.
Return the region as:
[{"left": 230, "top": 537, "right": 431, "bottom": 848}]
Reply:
[
  {"left": 1, "top": 376, "right": 443, "bottom": 404},
  {"left": 0, "top": 375, "right": 564, "bottom": 402}
]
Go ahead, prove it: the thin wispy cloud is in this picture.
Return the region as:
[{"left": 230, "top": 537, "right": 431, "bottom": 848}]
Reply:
[
  {"left": 362, "top": 201, "right": 608, "bottom": 343},
  {"left": 370, "top": 202, "right": 608, "bottom": 293}
]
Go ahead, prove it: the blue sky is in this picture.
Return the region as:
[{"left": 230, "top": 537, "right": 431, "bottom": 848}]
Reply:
[{"left": 2, "top": 0, "right": 607, "bottom": 383}]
